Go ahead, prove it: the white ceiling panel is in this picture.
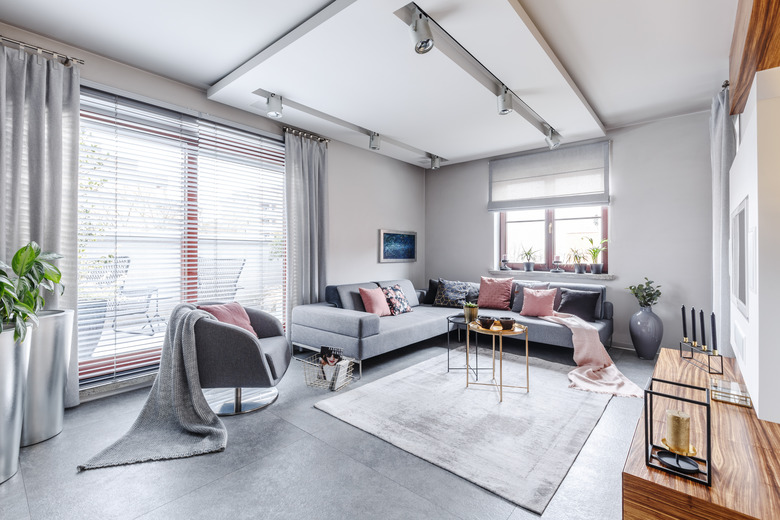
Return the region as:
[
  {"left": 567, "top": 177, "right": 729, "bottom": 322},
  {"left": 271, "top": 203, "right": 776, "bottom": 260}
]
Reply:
[{"left": 0, "top": 0, "right": 738, "bottom": 167}]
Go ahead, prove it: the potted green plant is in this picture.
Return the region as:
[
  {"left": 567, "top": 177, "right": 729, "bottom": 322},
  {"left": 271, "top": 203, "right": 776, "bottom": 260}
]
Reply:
[
  {"left": 520, "top": 245, "right": 539, "bottom": 272},
  {"left": 4, "top": 242, "right": 74, "bottom": 447},
  {"left": 584, "top": 237, "right": 608, "bottom": 274},
  {"left": 568, "top": 248, "right": 587, "bottom": 274},
  {"left": 0, "top": 248, "right": 38, "bottom": 484},
  {"left": 463, "top": 301, "right": 478, "bottom": 323},
  {"left": 627, "top": 277, "right": 664, "bottom": 360}
]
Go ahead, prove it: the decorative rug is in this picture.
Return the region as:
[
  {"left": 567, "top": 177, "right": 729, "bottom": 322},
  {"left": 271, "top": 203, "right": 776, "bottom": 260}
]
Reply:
[{"left": 315, "top": 349, "right": 612, "bottom": 514}]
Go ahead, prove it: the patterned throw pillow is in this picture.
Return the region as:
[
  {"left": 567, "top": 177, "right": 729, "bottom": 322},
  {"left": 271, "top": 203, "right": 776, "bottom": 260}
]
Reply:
[
  {"left": 381, "top": 284, "right": 413, "bottom": 315},
  {"left": 477, "top": 276, "right": 513, "bottom": 310},
  {"left": 433, "top": 278, "right": 470, "bottom": 308}
]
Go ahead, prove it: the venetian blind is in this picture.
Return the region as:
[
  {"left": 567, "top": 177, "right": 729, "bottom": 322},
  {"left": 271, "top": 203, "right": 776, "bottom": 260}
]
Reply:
[
  {"left": 77, "top": 87, "right": 285, "bottom": 387},
  {"left": 488, "top": 141, "right": 610, "bottom": 211}
]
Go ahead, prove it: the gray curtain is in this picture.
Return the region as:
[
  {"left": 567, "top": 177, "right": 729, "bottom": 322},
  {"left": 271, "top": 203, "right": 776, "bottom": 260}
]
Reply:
[
  {"left": 0, "top": 44, "right": 80, "bottom": 406},
  {"left": 710, "top": 87, "right": 736, "bottom": 357},
  {"left": 285, "top": 131, "right": 328, "bottom": 329}
]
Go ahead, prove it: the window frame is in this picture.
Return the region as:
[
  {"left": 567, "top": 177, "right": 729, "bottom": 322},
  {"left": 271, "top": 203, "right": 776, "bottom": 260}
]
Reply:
[
  {"left": 77, "top": 86, "right": 286, "bottom": 388},
  {"left": 499, "top": 206, "right": 609, "bottom": 272}
]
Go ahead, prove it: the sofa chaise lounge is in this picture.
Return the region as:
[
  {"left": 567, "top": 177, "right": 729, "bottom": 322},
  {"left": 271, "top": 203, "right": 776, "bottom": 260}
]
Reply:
[{"left": 290, "top": 278, "right": 613, "bottom": 376}]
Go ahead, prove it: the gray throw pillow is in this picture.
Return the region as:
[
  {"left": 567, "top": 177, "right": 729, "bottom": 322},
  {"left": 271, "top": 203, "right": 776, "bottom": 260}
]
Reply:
[
  {"left": 556, "top": 288, "right": 600, "bottom": 322},
  {"left": 433, "top": 278, "right": 470, "bottom": 308},
  {"left": 510, "top": 282, "right": 550, "bottom": 313}
]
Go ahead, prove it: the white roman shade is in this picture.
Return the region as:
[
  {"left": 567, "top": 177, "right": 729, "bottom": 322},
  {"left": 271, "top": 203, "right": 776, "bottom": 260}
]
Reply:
[{"left": 488, "top": 141, "right": 610, "bottom": 211}]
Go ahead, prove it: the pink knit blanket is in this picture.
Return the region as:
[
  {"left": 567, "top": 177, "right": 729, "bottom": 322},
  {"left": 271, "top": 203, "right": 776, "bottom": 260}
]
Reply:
[{"left": 541, "top": 312, "right": 643, "bottom": 398}]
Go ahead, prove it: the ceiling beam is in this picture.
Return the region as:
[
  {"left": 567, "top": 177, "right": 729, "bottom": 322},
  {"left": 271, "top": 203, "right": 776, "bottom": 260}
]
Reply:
[
  {"left": 208, "top": 0, "right": 358, "bottom": 99},
  {"left": 729, "top": 0, "right": 780, "bottom": 114}
]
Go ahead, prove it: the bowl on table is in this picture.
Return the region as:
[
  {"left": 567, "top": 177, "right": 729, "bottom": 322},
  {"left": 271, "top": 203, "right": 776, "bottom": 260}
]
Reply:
[
  {"left": 478, "top": 316, "right": 495, "bottom": 329},
  {"left": 499, "top": 317, "right": 515, "bottom": 330}
]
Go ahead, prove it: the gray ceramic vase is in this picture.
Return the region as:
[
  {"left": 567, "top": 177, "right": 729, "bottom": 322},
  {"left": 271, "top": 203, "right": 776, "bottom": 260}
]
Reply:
[{"left": 629, "top": 306, "right": 664, "bottom": 359}]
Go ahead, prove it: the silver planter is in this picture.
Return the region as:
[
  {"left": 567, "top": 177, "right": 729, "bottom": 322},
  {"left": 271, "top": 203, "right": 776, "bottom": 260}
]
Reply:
[
  {"left": 0, "top": 327, "right": 31, "bottom": 484},
  {"left": 21, "top": 309, "right": 74, "bottom": 447}
]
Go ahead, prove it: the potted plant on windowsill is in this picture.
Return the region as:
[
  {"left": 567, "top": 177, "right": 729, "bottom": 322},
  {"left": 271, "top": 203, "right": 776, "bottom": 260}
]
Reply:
[
  {"left": 520, "top": 245, "right": 539, "bottom": 272},
  {"left": 627, "top": 277, "right": 663, "bottom": 360},
  {"left": 584, "top": 237, "right": 608, "bottom": 274},
  {"left": 568, "top": 248, "right": 587, "bottom": 274}
]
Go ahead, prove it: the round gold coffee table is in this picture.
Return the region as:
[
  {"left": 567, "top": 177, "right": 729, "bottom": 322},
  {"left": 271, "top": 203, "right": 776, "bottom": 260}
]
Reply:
[{"left": 466, "top": 321, "right": 529, "bottom": 402}]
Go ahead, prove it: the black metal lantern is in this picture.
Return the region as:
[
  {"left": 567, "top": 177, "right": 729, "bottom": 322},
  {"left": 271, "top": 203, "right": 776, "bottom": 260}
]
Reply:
[{"left": 644, "top": 377, "right": 711, "bottom": 486}]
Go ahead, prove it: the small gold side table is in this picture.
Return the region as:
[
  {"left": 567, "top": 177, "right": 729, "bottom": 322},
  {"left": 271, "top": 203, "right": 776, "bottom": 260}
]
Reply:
[{"left": 466, "top": 321, "right": 529, "bottom": 402}]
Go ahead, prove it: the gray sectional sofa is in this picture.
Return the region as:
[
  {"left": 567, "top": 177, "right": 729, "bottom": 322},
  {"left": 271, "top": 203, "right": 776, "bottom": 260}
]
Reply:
[{"left": 290, "top": 278, "right": 613, "bottom": 376}]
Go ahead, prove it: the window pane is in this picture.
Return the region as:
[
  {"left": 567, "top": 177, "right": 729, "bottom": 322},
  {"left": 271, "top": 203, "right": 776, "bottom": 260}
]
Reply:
[
  {"left": 506, "top": 209, "right": 545, "bottom": 222},
  {"left": 506, "top": 221, "right": 546, "bottom": 263},
  {"left": 78, "top": 88, "right": 285, "bottom": 388},
  {"left": 554, "top": 206, "right": 602, "bottom": 262}
]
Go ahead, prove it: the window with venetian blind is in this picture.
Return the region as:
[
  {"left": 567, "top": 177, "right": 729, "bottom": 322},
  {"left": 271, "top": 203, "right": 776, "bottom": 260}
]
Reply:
[{"left": 77, "top": 87, "right": 286, "bottom": 387}]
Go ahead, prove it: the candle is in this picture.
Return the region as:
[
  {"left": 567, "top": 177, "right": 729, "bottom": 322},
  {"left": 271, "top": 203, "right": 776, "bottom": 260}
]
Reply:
[
  {"left": 666, "top": 409, "right": 691, "bottom": 455},
  {"left": 691, "top": 307, "right": 697, "bottom": 344},
  {"left": 681, "top": 305, "right": 688, "bottom": 340},
  {"left": 711, "top": 312, "right": 718, "bottom": 353},
  {"left": 554, "top": 255, "right": 561, "bottom": 262},
  {"left": 699, "top": 310, "right": 707, "bottom": 349}
]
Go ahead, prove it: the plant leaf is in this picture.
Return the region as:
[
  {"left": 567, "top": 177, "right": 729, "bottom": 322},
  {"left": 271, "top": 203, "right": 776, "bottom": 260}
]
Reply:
[
  {"left": 12, "top": 242, "right": 40, "bottom": 277},
  {"left": 40, "top": 260, "right": 62, "bottom": 283}
]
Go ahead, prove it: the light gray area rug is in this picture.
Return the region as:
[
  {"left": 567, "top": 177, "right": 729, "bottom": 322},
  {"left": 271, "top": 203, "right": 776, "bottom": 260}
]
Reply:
[{"left": 315, "top": 349, "right": 612, "bottom": 514}]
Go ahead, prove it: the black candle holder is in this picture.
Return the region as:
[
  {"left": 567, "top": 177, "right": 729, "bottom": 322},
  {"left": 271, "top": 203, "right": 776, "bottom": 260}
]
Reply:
[
  {"left": 679, "top": 340, "right": 723, "bottom": 375},
  {"left": 551, "top": 260, "right": 564, "bottom": 273},
  {"left": 644, "top": 378, "right": 711, "bottom": 486}
]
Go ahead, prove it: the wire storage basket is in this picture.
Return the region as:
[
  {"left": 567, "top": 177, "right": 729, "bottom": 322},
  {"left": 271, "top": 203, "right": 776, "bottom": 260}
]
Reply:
[{"left": 299, "top": 349, "right": 355, "bottom": 391}]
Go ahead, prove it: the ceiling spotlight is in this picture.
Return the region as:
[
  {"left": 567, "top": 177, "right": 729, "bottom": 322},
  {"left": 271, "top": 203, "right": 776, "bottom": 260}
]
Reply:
[
  {"left": 430, "top": 155, "right": 441, "bottom": 169},
  {"left": 409, "top": 8, "right": 434, "bottom": 54},
  {"left": 544, "top": 125, "right": 561, "bottom": 150},
  {"left": 497, "top": 86, "right": 513, "bottom": 115},
  {"left": 266, "top": 93, "right": 283, "bottom": 119},
  {"left": 369, "top": 132, "right": 381, "bottom": 151}
]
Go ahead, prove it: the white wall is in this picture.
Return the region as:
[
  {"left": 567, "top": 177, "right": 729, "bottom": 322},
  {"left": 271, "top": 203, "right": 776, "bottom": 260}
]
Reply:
[
  {"left": 729, "top": 67, "right": 780, "bottom": 423},
  {"left": 426, "top": 111, "right": 713, "bottom": 349},
  {"left": 326, "top": 140, "right": 426, "bottom": 286}
]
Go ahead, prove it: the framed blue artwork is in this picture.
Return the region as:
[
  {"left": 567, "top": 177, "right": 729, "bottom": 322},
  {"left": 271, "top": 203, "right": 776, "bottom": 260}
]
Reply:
[{"left": 379, "top": 229, "right": 417, "bottom": 263}]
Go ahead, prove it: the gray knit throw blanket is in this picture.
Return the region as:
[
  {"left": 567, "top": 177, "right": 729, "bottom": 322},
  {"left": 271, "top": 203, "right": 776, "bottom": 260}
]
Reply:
[{"left": 78, "top": 304, "right": 227, "bottom": 471}]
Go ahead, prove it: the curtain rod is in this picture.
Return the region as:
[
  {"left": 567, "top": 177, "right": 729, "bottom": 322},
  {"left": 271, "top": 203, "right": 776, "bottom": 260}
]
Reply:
[
  {"left": 0, "top": 34, "right": 84, "bottom": 65},
  {"left": 283, "top": 126, "right": 329, "bottom": 143}
]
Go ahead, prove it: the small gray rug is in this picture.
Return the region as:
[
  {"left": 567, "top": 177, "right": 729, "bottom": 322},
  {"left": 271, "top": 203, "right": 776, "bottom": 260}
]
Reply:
[{"left": 315, "top": 349, "right": 611, "bottom": 514}]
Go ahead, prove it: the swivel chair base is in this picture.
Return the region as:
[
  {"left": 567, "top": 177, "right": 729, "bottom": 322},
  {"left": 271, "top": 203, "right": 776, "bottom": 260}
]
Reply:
[{"left": 202, "top": 387, "right": 279, "bottom": 416}]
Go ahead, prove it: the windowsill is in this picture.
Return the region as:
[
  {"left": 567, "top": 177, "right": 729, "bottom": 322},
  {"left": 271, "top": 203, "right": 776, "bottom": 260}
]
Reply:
[{"left": 487, "top": 269, "right": 617, "bottom": 281}]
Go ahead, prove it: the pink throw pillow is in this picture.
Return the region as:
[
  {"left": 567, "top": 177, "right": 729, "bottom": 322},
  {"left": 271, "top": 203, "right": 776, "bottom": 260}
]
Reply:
[
  {"left": 520, "top": 288, "right": 557, "bottom": 317},
  {"left": 477, "top": 276, "right": 513, "bottom": 310},
  {"left": 359, "top": 287, "right": 392, "bottom": 316},
  {"left": 197, "top": 302, "right": 257, "bottom": 335}
]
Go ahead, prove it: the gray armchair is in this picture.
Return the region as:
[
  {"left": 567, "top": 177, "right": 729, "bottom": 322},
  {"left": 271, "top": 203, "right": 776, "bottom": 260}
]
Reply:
[{"left": 194, "top": 304, "right": 291, "bottom": 416}]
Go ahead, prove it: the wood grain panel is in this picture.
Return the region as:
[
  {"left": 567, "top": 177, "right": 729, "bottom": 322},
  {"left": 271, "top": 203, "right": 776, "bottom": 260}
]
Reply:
[
  {"left": 622, "top": 348, "right": 780, "bottom": 520},
  {"left": 730, "top": 0, "right": 780, "bottom": 114}
]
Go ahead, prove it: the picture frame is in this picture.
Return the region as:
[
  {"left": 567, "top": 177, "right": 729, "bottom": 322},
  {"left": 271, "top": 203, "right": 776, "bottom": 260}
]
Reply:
[{"left": 379, "top": 229, "right": 417, "bottom": 263}]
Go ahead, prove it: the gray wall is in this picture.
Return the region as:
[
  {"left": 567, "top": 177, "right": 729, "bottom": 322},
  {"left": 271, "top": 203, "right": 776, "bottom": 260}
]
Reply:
[
  {"left": 326, "top": 140, "right": 426, "bottom": 287},
  {"left": 425, "top": 111, "right": 713, "bottom": 349}
]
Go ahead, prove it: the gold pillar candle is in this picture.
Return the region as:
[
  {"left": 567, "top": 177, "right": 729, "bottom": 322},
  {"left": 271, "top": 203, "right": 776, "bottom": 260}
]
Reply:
[{"left": 666, "top": 409, "right": 691, "bottom": 454}]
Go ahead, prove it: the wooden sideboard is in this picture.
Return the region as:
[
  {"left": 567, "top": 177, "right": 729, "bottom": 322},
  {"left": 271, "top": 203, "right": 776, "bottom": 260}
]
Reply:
[{"left": 622, "top": 348, "right": 780, "bottom": 519}]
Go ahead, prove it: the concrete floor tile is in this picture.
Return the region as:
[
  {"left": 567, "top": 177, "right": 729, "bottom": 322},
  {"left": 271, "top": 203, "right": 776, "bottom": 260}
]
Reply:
[
  {"left": 136, "top": 436, "right": 461, "bottom": 520},
  {"left": 0, "top": 470, "right": 30, "bottom": 520}
]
